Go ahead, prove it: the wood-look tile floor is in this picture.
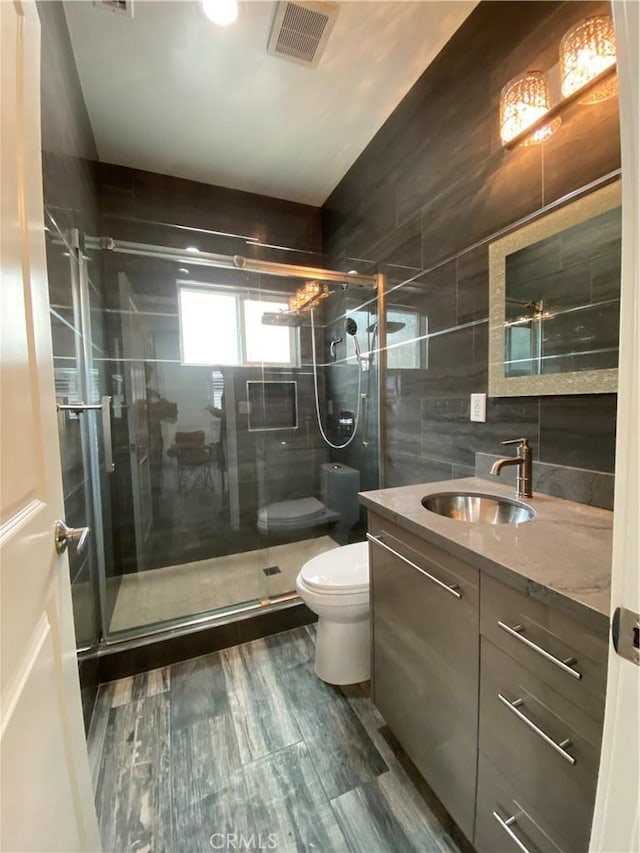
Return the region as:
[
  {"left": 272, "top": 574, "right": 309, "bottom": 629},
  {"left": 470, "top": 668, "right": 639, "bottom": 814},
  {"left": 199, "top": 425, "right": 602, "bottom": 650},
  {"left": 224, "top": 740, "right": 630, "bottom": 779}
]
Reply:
[{"left": 88, "top": 626, "right": 462, "bottom": 853}]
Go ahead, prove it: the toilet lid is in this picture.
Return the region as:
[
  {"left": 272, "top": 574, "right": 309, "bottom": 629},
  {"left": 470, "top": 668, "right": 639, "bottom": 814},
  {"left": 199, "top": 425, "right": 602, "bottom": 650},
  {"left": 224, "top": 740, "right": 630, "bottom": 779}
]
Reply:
[
  {"left": 300, "top": 541, "right": 369, "bottom": 593},
  {"left": 259, "top": 497, "right": 326, "bottom": 525}
]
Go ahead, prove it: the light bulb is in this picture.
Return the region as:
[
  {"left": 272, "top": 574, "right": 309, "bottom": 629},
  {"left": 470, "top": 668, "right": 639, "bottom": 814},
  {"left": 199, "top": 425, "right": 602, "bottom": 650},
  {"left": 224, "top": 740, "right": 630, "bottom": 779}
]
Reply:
[{"left": 201, "top": 0, "right": 238, "bottom": 26}]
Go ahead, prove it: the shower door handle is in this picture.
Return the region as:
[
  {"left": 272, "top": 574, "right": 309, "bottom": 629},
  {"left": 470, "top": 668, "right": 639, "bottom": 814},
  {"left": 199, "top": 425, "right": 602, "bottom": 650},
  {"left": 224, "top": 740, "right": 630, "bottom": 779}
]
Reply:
[
  {"left": 101, "top": 395, "right": 115, "bottom": 473},
  {"left": 57, "top": 396, "right": 115, "bottom": 473},
  {"left": 361, "top": 394, "right": 369, "bottom": 447}
]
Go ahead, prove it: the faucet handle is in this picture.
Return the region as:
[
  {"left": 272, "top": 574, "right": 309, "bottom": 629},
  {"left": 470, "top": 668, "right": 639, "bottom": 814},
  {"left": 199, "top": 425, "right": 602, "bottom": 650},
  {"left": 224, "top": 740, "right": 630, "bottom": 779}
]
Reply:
[{"left": 501, "top": 437, "right": 529, "bottom": 448}]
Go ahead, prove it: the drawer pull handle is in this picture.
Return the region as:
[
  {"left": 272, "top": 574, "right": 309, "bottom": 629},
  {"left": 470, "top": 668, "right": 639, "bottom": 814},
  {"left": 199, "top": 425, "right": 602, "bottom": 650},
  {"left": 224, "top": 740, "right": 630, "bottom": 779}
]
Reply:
[
  {"left": 366, "top": 533, "right": 462, "bottom": 599},
  {"left": 498, "top": 621, "right": 582, "bottom": 680},
  {"left": 498, "top": 693, "right": 576, "bottom": 765},
  {"left": 492, "top": 811, "right": 532, "bottom": 853}
]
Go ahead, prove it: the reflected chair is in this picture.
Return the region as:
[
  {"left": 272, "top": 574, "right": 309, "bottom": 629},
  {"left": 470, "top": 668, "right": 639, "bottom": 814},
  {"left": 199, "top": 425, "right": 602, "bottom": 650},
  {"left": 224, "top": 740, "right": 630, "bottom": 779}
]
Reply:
[{"left": 174, "top": 430, "right": 215, "bottom": 494}]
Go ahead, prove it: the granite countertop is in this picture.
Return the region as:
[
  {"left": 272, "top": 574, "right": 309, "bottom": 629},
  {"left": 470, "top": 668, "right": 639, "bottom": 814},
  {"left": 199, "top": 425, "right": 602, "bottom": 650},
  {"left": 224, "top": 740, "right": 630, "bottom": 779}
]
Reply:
[{"left": 360, "top": 477, "right": 613, "bottom": 630}]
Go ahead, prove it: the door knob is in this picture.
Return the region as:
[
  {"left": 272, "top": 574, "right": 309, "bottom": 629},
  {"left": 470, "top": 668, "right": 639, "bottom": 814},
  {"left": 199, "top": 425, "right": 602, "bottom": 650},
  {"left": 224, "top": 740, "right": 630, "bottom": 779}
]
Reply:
[{"left": 54, "top": 520, "right": 90, "bottom": 556}]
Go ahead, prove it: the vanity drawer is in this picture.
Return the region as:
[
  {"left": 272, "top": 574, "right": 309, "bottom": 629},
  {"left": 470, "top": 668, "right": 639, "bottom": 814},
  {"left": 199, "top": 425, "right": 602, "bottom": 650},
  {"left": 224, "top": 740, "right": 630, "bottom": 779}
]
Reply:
[
  {"left": 479, "top": 638, "right": 601, "bottom": 852},
  {"left": 368, "top": 513, "right": 480, "bottom": 591},
  {"left": 481, "top": 574, "right": 608, "bottom": 721},
  {"left": 475, "top": 753, "right": 567, "bottom": 853}
]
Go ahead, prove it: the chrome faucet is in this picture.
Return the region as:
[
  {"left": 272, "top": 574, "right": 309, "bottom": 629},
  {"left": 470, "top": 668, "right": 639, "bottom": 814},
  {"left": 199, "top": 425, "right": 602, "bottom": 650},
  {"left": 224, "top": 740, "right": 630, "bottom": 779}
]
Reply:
[{"left": 490, "top": 438, "right": 533, "bottom": 499}]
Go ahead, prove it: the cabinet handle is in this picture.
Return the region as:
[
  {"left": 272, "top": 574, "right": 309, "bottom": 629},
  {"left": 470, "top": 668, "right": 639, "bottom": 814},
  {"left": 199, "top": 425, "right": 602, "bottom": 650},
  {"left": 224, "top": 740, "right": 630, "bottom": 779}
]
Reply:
[
  {"left": 497, "top": 693, "right": 576, "bottom": 765},
  {"left": 498, "top": 621, "right": 582, "bottom": 680},
  {"left": 366, "top": 533, "right": 462, "bottom": 599},
  {"left": 492, "top": 811, "right": 533, "bottom": 853}
]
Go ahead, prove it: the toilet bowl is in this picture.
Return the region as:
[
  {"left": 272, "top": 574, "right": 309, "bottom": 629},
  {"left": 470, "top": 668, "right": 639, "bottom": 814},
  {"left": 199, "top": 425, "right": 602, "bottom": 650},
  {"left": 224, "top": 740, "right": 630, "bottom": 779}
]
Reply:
[{"left": 296, "top": 541, "right": 370, "bottom": 685}]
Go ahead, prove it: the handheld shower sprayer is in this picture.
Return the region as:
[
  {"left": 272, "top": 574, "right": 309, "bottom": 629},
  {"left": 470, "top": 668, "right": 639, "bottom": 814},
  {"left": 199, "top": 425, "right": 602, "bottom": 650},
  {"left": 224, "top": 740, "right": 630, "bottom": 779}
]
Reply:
[{"left": 345, "top": 318, "right": 367, "bottom": 367}]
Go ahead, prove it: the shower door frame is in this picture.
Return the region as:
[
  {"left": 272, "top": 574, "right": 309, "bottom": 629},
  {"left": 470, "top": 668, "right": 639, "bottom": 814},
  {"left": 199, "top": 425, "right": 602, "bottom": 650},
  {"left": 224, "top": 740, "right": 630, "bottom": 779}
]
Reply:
[{"left": 76, "top": 234, "right": 385, "bottom": 649}]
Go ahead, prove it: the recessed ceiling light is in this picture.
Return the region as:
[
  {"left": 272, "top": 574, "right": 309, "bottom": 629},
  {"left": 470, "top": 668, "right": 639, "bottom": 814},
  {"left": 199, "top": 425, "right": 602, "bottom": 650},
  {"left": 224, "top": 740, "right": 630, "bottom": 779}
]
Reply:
[
  {"left": 179, "top": 268, "right": 189, "bottom": 274},
  {"left": 201, "top": 0, "right": 238, "bottom": 27},
  {"left": 185, "top": 246, "right": 200, "bottom": 253}
]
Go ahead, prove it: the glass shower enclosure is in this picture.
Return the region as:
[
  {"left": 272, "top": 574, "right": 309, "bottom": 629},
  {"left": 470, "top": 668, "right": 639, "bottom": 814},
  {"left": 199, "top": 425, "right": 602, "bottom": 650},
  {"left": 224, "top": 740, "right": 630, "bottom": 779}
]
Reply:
[{"left": 49, "top": 220, "right": 383, "bottom": 648}]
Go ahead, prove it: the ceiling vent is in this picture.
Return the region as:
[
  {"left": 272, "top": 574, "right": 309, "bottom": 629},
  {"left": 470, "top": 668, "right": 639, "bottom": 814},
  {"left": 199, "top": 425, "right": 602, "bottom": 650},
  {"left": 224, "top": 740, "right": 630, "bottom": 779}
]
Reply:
[
  {"left": 267, "top": 1, "right": 339, "bottom": 68},
  {"left": 92, "top": 0, "right": 134, "bottom": 18}
]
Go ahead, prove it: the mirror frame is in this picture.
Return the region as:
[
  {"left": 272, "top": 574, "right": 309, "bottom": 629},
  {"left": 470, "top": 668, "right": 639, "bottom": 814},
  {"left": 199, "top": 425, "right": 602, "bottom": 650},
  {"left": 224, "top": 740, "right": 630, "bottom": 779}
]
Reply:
[{"left": 488, "top": 179, "right": 621, "bottom": 397}]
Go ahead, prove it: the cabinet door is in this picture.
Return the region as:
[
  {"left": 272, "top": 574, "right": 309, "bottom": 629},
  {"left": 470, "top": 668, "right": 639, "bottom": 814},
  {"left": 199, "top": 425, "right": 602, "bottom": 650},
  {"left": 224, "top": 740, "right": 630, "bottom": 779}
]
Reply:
[{"left": 369, "top": 524, "right": 479, "bottom": 840}]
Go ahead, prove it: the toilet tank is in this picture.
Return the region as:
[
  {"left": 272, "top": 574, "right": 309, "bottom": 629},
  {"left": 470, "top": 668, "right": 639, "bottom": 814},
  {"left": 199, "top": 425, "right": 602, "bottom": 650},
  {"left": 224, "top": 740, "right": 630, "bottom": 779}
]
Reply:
[{"left": 321, "top": 463, "right": 360, "bottom": 526}]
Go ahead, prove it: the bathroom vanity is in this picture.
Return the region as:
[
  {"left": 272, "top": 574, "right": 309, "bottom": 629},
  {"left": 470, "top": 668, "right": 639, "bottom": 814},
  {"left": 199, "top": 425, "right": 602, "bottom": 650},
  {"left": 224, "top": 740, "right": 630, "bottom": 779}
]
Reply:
[{"left": 360, "top": 478, "right": 612, "bottom": 853}]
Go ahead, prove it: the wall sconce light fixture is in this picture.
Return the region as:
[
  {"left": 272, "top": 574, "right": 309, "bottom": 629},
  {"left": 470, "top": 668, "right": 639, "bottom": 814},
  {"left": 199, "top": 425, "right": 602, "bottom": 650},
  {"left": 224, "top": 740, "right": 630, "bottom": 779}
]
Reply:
[
  {"left": 500, "top": 14, "right": 617, "bottom": 149},
  {"left": 500, "top": 72, "right": 560, "bottom": 146},
  {"left": 560, "top": 15, "right": 617, "bottom": 102},
  {"left": 288, "top": 280, "right": 329, "bottom": 314}
]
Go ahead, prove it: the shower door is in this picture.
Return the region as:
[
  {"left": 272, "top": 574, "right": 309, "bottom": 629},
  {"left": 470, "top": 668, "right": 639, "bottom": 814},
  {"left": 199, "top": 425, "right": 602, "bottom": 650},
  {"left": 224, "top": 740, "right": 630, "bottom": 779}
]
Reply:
[
  {"left": 82, "top": 233, "right": 378, "bottom": 642},
  {"left": 118, "top": 272, "right": 153, "bottom": 571}
]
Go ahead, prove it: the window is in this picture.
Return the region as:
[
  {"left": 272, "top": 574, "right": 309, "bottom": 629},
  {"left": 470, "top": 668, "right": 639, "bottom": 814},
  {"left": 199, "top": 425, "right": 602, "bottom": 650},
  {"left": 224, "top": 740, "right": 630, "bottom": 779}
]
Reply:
[
  {"left": 387, "top": 309, "right": 426, "bottom": 370},
  {"left": 243, "top": 299, "right": 294, "bottom": 365},
  {"left": 178, "top": 285, "right": 295, "bottom": 366},
  {"left": 179, "top": 288, "right": 238, "bottom": 365}
]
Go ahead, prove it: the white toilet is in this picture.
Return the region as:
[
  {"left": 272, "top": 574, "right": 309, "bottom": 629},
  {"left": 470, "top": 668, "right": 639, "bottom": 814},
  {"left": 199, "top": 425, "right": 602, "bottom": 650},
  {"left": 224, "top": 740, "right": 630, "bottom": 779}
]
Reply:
[{"left": 296, "top": 541, "right": 370, "bottom": 685}]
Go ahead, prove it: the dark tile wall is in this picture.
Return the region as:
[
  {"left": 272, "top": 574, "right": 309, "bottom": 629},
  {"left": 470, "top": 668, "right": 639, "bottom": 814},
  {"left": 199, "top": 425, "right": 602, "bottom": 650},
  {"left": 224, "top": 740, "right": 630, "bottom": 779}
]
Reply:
[
  {"left": 322, "top": 0, "right": 620, "bottom": 490},
  {"left": 94, "top": 161, "right": 323, "bottom": 260}
]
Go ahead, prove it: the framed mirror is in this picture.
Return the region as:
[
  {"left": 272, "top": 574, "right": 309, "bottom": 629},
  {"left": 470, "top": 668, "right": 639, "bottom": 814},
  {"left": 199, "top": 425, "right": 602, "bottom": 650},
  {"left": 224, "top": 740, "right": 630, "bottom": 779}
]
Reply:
[{"left": 488, "top": 180, "right": 621, "bottom": 396}]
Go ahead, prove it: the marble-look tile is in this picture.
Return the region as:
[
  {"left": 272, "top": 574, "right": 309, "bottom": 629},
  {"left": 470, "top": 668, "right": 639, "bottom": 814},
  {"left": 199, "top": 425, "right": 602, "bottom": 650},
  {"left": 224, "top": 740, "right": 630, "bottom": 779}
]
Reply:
[
  {"left": 475, "top": 452, "right": 615, "bottom": 510},
  {"left": 244, "top": 742, "right": 348, "bottom": 853},
  {"left": 221, "top": 642, "right": 302, "bottom": 762},
  {"left": 538, "top": 394, "right": 617, "bottom": 474},
  {"left": 385, "top": 451, "right": 452, "bottom": 489}
]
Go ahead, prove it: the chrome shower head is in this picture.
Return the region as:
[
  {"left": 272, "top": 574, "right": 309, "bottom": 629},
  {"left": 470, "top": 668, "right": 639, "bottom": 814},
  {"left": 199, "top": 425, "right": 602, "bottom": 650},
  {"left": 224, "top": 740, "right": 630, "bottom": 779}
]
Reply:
[
  {"left": 345, "top": 318, "right": 358, "bottom": 336},
  {"left": 366, "top": 320, "right": 406, "bottom": 334}
]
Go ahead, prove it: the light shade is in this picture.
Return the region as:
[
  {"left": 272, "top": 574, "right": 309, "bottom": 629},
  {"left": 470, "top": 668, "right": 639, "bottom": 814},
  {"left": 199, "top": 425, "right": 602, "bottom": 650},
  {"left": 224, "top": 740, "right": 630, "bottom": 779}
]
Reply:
[
  {"left": 560, "top": 16, "right": 616, "bottom": 102},
  {"left": 201, "top": 0, "right": 238, "bottom": 27},
  {"left": 500, "top": 72, "right": 559, "bottom": 146}
]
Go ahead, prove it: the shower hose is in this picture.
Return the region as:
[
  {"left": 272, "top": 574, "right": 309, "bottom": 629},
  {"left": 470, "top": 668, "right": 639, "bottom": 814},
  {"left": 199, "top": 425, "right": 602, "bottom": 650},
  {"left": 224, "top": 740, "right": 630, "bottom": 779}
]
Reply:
[{"left": 310, "top": 308, "right": 363, "bottom": 450}]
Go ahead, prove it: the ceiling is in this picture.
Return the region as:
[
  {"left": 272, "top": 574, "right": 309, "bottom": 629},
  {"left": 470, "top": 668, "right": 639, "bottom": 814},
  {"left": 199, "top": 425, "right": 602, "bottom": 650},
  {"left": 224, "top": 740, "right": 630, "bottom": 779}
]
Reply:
[{"left": 63, "top": 1, "right": 477, "bottom": 206}]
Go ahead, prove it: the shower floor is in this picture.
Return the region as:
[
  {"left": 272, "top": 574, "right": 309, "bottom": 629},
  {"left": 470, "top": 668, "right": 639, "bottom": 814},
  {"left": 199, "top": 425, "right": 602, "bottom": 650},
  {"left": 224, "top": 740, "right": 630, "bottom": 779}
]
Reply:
[{"left": 109, "top": 535, "right": 339, "bottom": 634}]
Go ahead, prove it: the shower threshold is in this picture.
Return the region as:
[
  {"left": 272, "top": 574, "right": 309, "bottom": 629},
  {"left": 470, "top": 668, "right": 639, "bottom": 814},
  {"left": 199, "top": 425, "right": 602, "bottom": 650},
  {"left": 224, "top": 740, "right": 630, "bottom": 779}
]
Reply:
[{"left": 106, "top": 535, "right": 339, "bottom": 637}]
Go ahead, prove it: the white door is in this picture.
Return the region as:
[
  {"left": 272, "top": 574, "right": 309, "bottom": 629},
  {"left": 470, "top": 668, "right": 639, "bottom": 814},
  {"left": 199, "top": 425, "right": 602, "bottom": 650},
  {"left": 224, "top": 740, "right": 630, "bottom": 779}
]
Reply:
[
  {"left": 590, "top": 2, "right": 640, "bottom": 851},
  {"left": 0, "top": 3, "right": 100, "bottom": 851}
]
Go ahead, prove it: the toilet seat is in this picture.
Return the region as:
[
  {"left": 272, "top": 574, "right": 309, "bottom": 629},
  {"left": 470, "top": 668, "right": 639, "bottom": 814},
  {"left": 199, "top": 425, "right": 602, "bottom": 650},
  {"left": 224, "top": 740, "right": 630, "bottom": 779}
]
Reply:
[
  {"left": 257, "top": 496, "right": 340, "bottom": 533},
  {"left": 299, "top": 541, "right": 369, "bottom": 594}
]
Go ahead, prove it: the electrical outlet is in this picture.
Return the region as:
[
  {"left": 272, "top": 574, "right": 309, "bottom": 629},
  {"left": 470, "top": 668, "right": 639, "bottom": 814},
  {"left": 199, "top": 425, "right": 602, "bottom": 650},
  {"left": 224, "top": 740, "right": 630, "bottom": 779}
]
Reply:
[{"left": 470, "top": 393, "right": 487, "bottom": 423}]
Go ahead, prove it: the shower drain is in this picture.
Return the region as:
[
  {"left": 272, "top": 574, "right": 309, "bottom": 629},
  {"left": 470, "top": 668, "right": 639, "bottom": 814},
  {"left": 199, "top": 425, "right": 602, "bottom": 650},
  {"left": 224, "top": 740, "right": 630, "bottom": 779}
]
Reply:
[{"left": 262, "top": 565, "right": 281, "bottom": 576}]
